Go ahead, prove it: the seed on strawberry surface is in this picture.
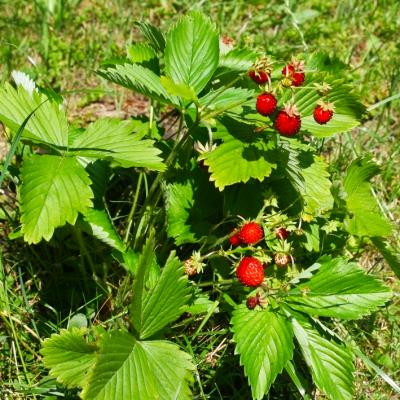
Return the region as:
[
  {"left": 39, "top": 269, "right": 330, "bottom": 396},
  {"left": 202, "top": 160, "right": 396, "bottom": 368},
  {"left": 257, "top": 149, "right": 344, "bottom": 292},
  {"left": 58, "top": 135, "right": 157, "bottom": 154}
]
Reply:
[
  {"left": 239, "top": 222, "right": 264, "bottom": 245},
  {"left": 256, "top": 93, "right": 277, "bottom": 116},
  {"left": 275, "top": 104, "right": 301, "bottom": 137},
  {"left": 236, "top": 256, "right": 265, "bottom": 287}
]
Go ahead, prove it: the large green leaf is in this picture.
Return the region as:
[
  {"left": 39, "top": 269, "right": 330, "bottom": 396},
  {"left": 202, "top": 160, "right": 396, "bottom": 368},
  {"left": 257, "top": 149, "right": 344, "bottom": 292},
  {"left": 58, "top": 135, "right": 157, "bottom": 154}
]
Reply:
[
  {"left": 164, "top": 12, "right": 219, "bottom": 95},
  {"left": 371, "top": 237, "right": 400, "bottom": 279},
  {"left": 286, "top": 257, "right": 391, "bottom": 319},
  {"left": 20, "top": 155, "right": 93, "bottom": 244},
  {"left": 41, "top": 328, "right": 97, "bottom": 389},
  {"left": 279, "top": 74, "right": 365, "bottom": 137},
  {"left": 0, "top": 83, "right": 68, "bottom": 147},
  {"left": 97, "top": 64, "right": 175, "bottom": 104},
  {"left": 343, "top": 157, "right": 392, "bottom": 237},
  {"left": 165, "top": 168, "right": 221, "bottom": 245},
  {"left": 70, "top": 118, "right": 165, "bottom": 171},
  {"left": 231, "top": 305, "right": 294, "bottom": 400},
  {"left": 81, "top": 331, "right": 194, "bottom": 400},
  {"left": 131, "top": 251, "right": 190, "bottom": 339},
  {"left": 135, "top": 21, "right": 166, "bottom": 53},
  {"left": 201, "top": 117, "right": 276, "bottom": 190},
  {"left": 291, "top": 315, "right": 354, "bottom": 400}
]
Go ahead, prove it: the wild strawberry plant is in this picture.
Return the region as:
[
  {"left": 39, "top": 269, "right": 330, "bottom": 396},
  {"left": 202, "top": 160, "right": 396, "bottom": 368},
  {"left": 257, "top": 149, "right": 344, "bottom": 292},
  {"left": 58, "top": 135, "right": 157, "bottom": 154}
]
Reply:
[{"left": 0, "top": 11, "right": 397, "bottom": 400}]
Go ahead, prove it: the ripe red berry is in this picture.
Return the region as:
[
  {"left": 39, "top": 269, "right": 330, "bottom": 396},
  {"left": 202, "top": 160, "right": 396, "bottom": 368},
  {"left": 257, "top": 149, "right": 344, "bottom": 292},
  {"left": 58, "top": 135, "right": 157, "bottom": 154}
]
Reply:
[
  {"left": 313, "top": 103, "right": 334, "bottom": 124},
  {"left": 256, "top": 93, "right": 277, "bottom": 116},
  {"left": 275, "top": 227, "right": 289, "bottom": 240},
  {"left": 248, "top": 69, "right": 269, "bottom": 84},
  {"left": 239, "top": 222, "right": 264, "bottom": 245},
  {"left": 282, "top": 59, "right": 305, "bottom": 87},
  {"left": 236, "top": 257, "right": 264, "bottom": 287},
  {"left": 229, "top": 232, "right": 242, "bottom": 247},
  {"left": 275, "top": 104, "right": 301, "bottom": 137},
  {"left": 246, "top": 295, "right": 260, "bottom": 309},
  {"left": 291, "top": 72, "right": 305, "bottom": 87},
  {"left": 274, "top": 253, "right": 291, "bottom": 267}
]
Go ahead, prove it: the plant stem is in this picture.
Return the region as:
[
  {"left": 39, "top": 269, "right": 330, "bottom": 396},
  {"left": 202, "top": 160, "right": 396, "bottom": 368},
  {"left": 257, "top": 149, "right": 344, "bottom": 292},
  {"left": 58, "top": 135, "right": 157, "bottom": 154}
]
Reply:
[{"left": 124, "top": 172, "right": 144, "bottom": 243}]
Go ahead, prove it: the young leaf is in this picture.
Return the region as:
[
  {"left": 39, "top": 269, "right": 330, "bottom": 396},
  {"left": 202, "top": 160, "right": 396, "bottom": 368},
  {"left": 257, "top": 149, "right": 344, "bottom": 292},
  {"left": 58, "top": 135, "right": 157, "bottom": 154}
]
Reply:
[
  {"left": 81, "top": 331, "right": 194, "bottom": 400},
  {"left": 131, "top": 252, "right": 190, "bottom": 339},
  {"left": 286, "top": 257, "right": 391, "bottom": 319},
  {"left": 201, "top": 117, "right": 276, "bottom": 190},
  {"left": 343, "top": 157, "right": 392, "bottom": 237},
  {"left": 0, "top": 83, "right": 68, "bottom": 147},
  {"left": 70, "top": 118, "right": 165, "bottom": 171},
  {"left": 41, "top": 328, "right": 97, "bottom": 388},
  {"left": 231, "top": 305, "right": 294, "bottom": 400},
  {"left": 20, "top": 155, "right": 93, "bottom": 244},
  {"left": 291, "top": 315, "right": 354, "bottom": 400},
  {"left": 97, "top": 63, "right": 176, "bottom": 104},
  {"left": 164, "top": 12, "right": 219, "bottom": 95}
]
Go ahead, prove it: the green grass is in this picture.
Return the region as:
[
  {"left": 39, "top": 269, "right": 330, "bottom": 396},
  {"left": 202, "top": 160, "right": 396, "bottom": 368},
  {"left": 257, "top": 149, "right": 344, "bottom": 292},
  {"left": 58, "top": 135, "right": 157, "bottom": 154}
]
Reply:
[{"left": 0, "top": 0, "right": 399, "bottom": 399}]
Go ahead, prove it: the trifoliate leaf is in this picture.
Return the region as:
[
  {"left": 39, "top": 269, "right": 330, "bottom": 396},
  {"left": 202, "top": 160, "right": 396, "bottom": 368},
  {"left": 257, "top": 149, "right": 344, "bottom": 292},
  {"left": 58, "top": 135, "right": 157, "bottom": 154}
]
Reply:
[
  {"left": 286, "top": 256, "right": 391, "bottom": 319},
  {"left": 164, "top": 12, "right": 219, "bottom": 95},
  {"left": 20, "top": 155, "right": 93, "bottom": 244},
  {"left": 231, "top": 305, "right": 294, "bottom": 400},
  {"left": 201, "top": 117, "right": 276, "bottom": 190},
  {"left": 81, "top": 331, "right": 194, "bottom": 400},
  {"left": 41, "top": 328, "right": 97, "bottom": 389}
]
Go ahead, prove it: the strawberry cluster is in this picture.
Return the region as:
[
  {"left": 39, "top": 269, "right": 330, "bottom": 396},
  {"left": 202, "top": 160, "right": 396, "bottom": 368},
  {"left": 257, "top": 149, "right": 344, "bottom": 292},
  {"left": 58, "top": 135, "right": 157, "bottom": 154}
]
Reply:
[
  {"left": 248, "top": 57, "right": 335, "bottom": 137},
  {"left": 228, "top": 221, "right": 293, "bottom": 309}
]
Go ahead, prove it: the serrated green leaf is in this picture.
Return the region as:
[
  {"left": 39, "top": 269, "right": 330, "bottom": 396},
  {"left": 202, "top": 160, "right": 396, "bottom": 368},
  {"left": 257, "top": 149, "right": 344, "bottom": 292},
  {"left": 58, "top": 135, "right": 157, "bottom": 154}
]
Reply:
[
  {"left": 291, "top": 316, "right": 354, "bottom": 400},
  {"left": 279, "top": 74, "right": 366, "bottom": 137},
  {"left": 20, "top": 155, "right": 93, "bottom": 244},
  {"left": 231, "top": 305, "right": 294, "bottom": 400},
  {"left": 138, "top": 253, "right": 191, "bottom": 339},
  {"left": 70, "top": 118, "right": 165, "bottom": 171},
  {"left": 160, "top": 76, "right": 197, "bottom": 102},
  {"left": 286, "top": 257, "right": 391, "bottom": 319},
  {"left": 165, "top": 12, "right": 219, "bottom": 95},
  {"left": 97, "top": 64, "right": 175, "bottom": 104},
  {"left": 371, "top": 237, "right": 400, "bottom": 279},
  {"left": 41, "top": 328, "right": 97, "bottom": 389},
  {"left": 135, "top": 21, "right": 166, "bottom": 53},
  {"left": 202, "top": 117, "right": 276, "bottom": 190},
  {"left": 0, "top": 83, "right": 68, "bottom": 147},
  {"left": 82, "top": 208, "right": 125, "bottom": 253},
  {"left": 165, "top": 169, "right": 221, "bottom": 245},
  {"left": 343, "top": 157, "right": 392, "bottom": 237},
  {"left": 199, "top": 87, "right": 254, "bottom": 115},
  {"left": 213, "top": 47, "right": 258, "bottom": 83},
  {"left": 127, "top": 43, "right": 159, "bottom": 73},
  {"left": 81, "top": 331, "right": 194, "bottom": 400}
]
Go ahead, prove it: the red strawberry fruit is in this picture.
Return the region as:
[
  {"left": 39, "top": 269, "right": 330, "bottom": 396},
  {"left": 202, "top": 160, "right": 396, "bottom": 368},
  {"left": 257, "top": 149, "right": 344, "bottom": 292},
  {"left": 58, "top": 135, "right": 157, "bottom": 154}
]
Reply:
[
  {"left": 282, "top": 59, "right": 305, "bottom": 87},
  {"left": 229, "top": 231, "right": 242, "bottom": 247},
  {"left": 246, "top": 295, "right": 260, "bottom": 309},
  {"left": 248, "top": 69, "right": 269, "bottom": 84},
  {"left": 239, "top": 222, "right": 264, "bottom": 244},
  {"left": 236, "top": 257, "right": 264, "bottom": 287},
  {"left": 274, "top": 253, "right": 291, "bottom": 267},
  {"left": 256, "top": 93, "right": 277, "bottom": 116},
  {"left": 275, "top": 227, "right": 289, "bottom": 240},
  {"left": 313, "top": 102, "right": 334, "bottom": 124},
  {"left": 275, "top": 104, "right": 301, "bottom": 137}
]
